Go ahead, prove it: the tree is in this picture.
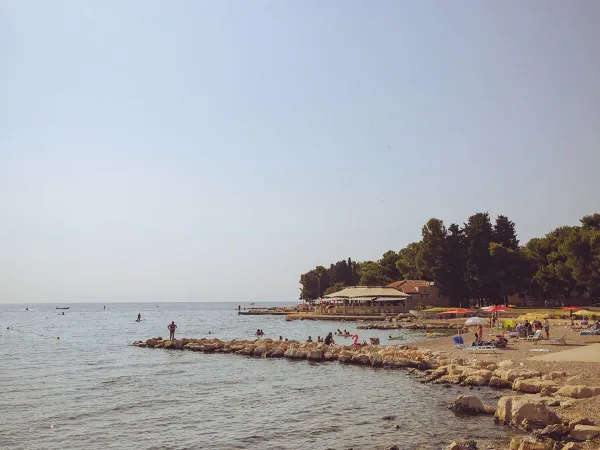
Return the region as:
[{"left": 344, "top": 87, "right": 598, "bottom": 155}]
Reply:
[
  {"left": 324, "top": 282, "right": 347, "bottom": 296},
  {"left": 434, "top": 223, "right": 468, "bottom": 306},
  {"left": 463, "top": 212, "right": 494, "bottom": 304},
  {"left": 396, "top": 242, "right": 431, "bottom": 280},
  {"left": 580, "top": 213, "right": 600, "bottom": 231},
  {"left": 357, "top": 261, "right": 386, "bottom": 286},
  {"left": 489, "top": 243, "right": 536, "bottom": 304},
  {"left": 379, "top": 250, "right": 401, "bottom": 283},
  {"left": 420, "top": 218, "right": 446, "bottom": 275},
  {"left": 493, "top": 215, "right": 519, "bottom": 250}
]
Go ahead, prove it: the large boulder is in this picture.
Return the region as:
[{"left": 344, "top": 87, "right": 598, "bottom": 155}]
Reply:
[
  {"left": 338, "top": 350, "right": 354, "bottom": 364},
  {"left": 501, "top": 369, "right": 542, "bottom": 383},
  {"left": 534, "top": 424, "right": 570, "bottom": 440},
  {"left": 253, "top": 346, "right": 267, "bottom": 357},
  {"left": 449, "top": 395, "right": 495, "bottom": 415},
  {"left": 555, "top": 385, "right": 600, "bottom": 399},
  {"left": 569, "top": 425, "right": 600, "bottom": 441},
  {"left": 495, "top": 396, "right": 561, "bottom": 429},
  {"left": 351, "top": 354, "right": 371, "bottom": 365},
  {"left": 268, "top": 347, "right": 285, "bottom": 358},
  {"left": 513, "top": 379, "right": 560, "bottom": 394}
]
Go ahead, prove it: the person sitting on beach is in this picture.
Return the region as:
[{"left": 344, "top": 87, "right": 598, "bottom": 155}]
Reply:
[
  {"left": 284, "top": 338, "right": 288, "bottom": 342},
  {"left": 279, "top": 336, "right": 283, "bottom": 341},
  {"left": 317, "top": 336, "right": 323, "bottom": 343},
  {"left": 581, "top": 317, "right": 589, "bottom": 326},
  {"left": 306, "top": 336, "right": 313, "bottom": 343},
  {"left": 324, "top": 332, "right": 334, "bottom": 345},
  {"left": 591, "top": 320, "right": 600, "bottom": 330}
]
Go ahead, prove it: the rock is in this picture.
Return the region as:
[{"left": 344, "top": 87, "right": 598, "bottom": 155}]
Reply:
[
  {"left": 502, "top": 369, "right": 542, "bottom": 383},
  {"left": 498, "top": 359, "right": 514, "bottom": 368},
  {"left": 351, "top": 354, "right": 371, "bottom": 365},
  {"left": 418, "top": 360, "right": 434, "bottom": 371},
  {"left": 560, "top": 443, "right": 582, "bottom": 450},
  {"left": 449, "top": 395, "right": 495, "bottom": 415},
  {"left": 513, "top": 379, "right": 560, "bottom": 394},
  {"left": 265, "top": 347, "right": 283, "bottom": 358},
  {"left": 437, "top": 375, "right": 464, "bottom": 385},
  {"left": 446, "top": 440, "right": 477, "bottom": 450},
  {"left": 560, "top": 399, "right": 577, "bottom": 407},
  {"left": 548, "top": 371, "right": 567, "bottom": 380},
  {"left": 569, "top": 424, "right": 600, "bottom": 441},
  {"left": 495, "top": 396, "right": 561, "bottom": 429},
  {"left": 569, "top": 417, "right": 595, "bottom": 428},
  {"left": 381, "top": 415, "right": 395, "bottom": 421},
  {"left": 323, "top": 351, "right": 335, "bottom": 361},
  {"left": 534, "top": 424, "right": 570, "bottom": 440},
  {"left": 370, "top": 354, "right": 383, "bottom": 367},
  {"left": 385, "top": 446, "right": 399, "bottom": 450},
  {"left": 489, "top": 376, "right": 512, "bottom": 389},
  {"left": 565, "top": 376, "right": 582, "bottom": 385},
  {"left": 253, "top": 346, "right": 267, "bottom": 357},
  {"left": 306, "top": 350, "right": 323, "bottom": 361},
  {"left": 509, "top": 436, "right": 556, "bottom": 450},
  {"left": 555, "top": 385, "right": 600, "bottom": 399},
  {"left": 464, "top": 375, "right": 487, "bottom": 387}
]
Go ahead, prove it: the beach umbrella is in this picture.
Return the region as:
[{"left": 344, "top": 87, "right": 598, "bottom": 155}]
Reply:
[
  {"left": 437, "top": 308, "right": 475, "bottom": 315},
  {"left": 464, "top": 317, "right": 488, "bottom": 326},
  {"left": 482, "top": 305, "right": 512, "bottom": 312},
  {"left": 573, "top": 309, "right": 592, "bottom": 316},
  {"left": 560, "top": 306, "right": 582, "bottom": 311}
]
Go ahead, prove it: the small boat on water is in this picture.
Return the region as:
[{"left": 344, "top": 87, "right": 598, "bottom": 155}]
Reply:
[{"left": 56, "top": 307, "right": 70, "bottom": 310}]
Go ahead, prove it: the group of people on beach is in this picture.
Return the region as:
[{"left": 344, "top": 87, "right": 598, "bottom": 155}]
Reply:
[{"left": 255, "top": 329, "right": 265, "bottom": 336}]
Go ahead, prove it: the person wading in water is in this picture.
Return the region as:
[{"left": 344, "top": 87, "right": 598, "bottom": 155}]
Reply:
[{"left": 168, "top": 321, "right": 177, "bottom": 340}]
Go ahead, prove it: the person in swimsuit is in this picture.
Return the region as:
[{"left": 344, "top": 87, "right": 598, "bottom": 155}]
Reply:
[
  {"left": 168, "top": 321, "right": 177, "bottom": 340},
  {"left": 137, "top": 313, "right": 141, "bottom": 322}
]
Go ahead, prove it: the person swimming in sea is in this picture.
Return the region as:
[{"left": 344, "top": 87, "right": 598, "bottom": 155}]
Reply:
[{"left": 137, "top": 313, "right": 141, "bottom": 322}]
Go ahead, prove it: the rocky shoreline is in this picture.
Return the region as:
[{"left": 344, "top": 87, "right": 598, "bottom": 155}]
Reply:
[
  {"left": 134, "top": 337, "right": 600, "bottom": 449},
  {"left": 357, "top": 321, "right": 467, "bottom": 331}
]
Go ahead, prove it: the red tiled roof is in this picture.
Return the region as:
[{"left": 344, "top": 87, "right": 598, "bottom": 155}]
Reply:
[{"left": 385, "top": 280, "right": 432, "bottom": 293}]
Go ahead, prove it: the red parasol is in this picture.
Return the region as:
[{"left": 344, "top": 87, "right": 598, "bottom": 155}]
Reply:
[
  {"left": 482, "top": 305, "right": 512, "bottom": 312},
  {"left": 437, "top": 308, "right": 475, "bottom": 315},
  {"left": 561, "top": 306, "right": 582, "bottom": 311}
]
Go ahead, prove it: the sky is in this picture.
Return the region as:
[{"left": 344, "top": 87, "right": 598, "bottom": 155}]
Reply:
[{"left": 1, "top": 1, "right": 599, "bottom": 303}]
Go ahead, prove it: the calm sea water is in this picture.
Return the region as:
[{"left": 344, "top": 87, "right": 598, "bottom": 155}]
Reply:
[{"left": 0, "top": 302, "right": 513, "bottom": 450}]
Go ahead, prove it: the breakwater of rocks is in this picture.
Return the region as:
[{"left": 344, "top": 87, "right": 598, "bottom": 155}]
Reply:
[
  {"left": 134, "top": 337, "right": 600, "bottom": 449},
  {"left": 357, "top": 322, "right": 467, "bottom": 331}
]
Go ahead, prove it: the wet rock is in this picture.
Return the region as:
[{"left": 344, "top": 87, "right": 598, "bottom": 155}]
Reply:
[
  {"left": 464, "top": 375, "right": 487, "bottom": 387},
  {"left": 555, "top": 385, "right": 600, "bottom": 399},
  {"left": 495, "top": 396, "right": 561, "bottom": 429},
  {"left": 370, "top": 354, "right": 383, "bottom": 367},
  {"left": 534, "top": 424, "right": 570, "bottom": 440},
  {"left": 351, "top": 354, "right": 371, "bottom": 365},
  {"left": 418, "top": 360, "right": 434, "bottom": 371},
  {"left": 381, "top": 415, "right": 395, "bottom": 421},
  {"left": 569, "top": 424, "right": 600, "bottom": 441},
  {"left": 449, "top": 395, "right": 495, "bottom": 415},
  {"left": 446, "top": 439, "right": 477, "bottom": 450},
  {"left": 323, "top": 351, "right": 335, "bottom": 361},
  {"left": 489, "top": 376, "right": 512, "bottom": 389},
  {"left": 306, "top": 350, "right": 323, "bottom": 361}
]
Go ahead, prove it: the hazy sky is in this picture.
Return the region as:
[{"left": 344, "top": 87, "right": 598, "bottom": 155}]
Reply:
[{"left": 1, "top": 1, "right": 599, "bottom": 303}]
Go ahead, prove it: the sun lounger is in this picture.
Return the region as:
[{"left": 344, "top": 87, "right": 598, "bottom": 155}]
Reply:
[
  {"left": 538, "top": 334, "right": 567, "bottom": 346},
  {"left": 454, "top": 344, "right": 499, "bottom": 353},
  {"left": 579, "top": 329, "right": 600, "bottom": 336}
]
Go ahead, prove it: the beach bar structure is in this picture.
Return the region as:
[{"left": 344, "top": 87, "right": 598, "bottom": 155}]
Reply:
[{"left": 316, "top": 286, "right": 411, "bottom": 315}]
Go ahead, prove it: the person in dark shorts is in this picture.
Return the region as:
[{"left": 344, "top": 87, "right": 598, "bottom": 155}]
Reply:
[{"left": 168, "top": 321, "right": 177, "bottom": 340}]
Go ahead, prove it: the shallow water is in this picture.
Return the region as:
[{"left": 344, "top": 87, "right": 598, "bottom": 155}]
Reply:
[{"left": 0, "top": 302, "right": 513, "bottom": 449}]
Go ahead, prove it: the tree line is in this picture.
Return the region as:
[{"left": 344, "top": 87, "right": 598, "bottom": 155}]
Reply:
[{"left": 299, "top": 213, "right": 600, "bottom": 306}]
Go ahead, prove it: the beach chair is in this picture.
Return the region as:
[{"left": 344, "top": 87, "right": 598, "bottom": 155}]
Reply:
[
  {"left": 518, "top": 330, "right": 543, "bottom": 341},
  {"left": 579, "top": 329, "right": 600, "bottom": 336},
  {"left": 455, "top": 343, "right": 499, "bottom": 353},
  {"left": 538, "top": 334, "right": 567, "bottom": 346}
]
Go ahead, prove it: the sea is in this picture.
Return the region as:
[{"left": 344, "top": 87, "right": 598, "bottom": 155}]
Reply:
[{"left": 0, "top": 302, "right": 516, "bottom": 450}]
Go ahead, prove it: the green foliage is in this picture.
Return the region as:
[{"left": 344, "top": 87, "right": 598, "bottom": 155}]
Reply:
[
  {"left": 357, "top": 261, "right": 387, "bottom": 286},
  {"left": 324, "top": 282, "right": 346, "bottom": 296},
  {"left": 299, "top": 212, "right": 600, "bottom": 303}
]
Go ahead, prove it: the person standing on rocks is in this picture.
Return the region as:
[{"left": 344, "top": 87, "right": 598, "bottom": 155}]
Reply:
[
  {"left": 324, "top": 332, "right": 334, "bottom": 345},
  {"left": 168, "top": 321, "right": 177, "bottom": 340}
]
